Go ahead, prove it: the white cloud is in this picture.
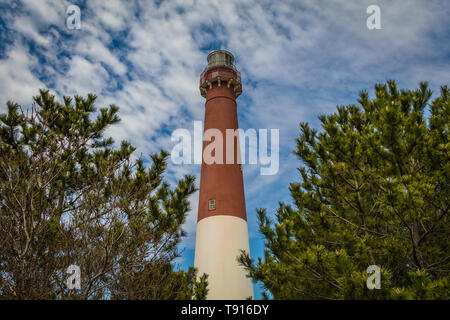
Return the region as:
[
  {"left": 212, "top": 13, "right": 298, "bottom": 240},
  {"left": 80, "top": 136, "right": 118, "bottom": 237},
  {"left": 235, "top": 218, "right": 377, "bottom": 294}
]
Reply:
[
  {"left": 88, "top": 0, "right": 134, "bottom": 31},
  {"left": 20, "top": 0, "right": 69, "bottom": 28},
  {"left": 13, "top": 16, "right": 51, "bottom": 46},
  {"left": 55, "top": 55, "right": 110, "bottom": 97},
  {"left": 0, "top": 43, "right": 44, "bottom": 109},
  {"left": 75, "top": 37, "right": 127, "bottom": 76}
]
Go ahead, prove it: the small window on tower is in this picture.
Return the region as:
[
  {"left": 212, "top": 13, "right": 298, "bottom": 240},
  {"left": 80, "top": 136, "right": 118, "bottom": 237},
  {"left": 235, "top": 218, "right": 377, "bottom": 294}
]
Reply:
[{"left": 209, "top": 199, "right": 215, "bottom": 210}]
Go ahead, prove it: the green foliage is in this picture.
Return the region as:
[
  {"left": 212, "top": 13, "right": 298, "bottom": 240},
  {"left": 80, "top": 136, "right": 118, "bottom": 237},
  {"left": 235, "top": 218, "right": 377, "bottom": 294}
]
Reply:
[
  {"left": 239, "top": 81, "right": 449, "bottom": 299},
  {"left": 0, "top": 89, "right": 207, "bottom": 299}
]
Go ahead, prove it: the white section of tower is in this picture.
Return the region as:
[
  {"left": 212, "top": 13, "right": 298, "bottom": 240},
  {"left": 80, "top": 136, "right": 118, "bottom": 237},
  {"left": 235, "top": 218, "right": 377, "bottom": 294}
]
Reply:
[{"left": 194, "top": 215, "right": 254, "bottom": 300}]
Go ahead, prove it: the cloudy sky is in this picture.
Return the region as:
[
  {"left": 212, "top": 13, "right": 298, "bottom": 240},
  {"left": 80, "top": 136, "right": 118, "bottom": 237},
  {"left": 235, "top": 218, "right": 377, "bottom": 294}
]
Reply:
[{"left": 0, "top": 0, "right": 449, "bottom": 298}]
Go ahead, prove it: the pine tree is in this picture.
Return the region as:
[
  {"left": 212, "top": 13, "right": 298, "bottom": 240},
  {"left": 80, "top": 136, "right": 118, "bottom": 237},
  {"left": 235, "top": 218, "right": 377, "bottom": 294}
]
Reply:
[
  {"left": 0, "top": 89, "right": 207, "bottom": 299},
  {"left": 239, "top": 81, "right": 449, "bottom": 299}
]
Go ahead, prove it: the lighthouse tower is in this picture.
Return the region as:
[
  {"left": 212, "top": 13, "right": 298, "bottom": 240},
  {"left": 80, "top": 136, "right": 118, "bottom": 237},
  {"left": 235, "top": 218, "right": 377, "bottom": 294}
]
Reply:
[{"left": 194, "top": 50, "right": 253, "bottom": 299}]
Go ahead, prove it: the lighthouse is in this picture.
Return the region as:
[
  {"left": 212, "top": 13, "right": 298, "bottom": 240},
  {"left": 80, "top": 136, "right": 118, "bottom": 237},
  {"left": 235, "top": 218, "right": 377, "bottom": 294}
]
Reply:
[{"left": 194, "top": 50, "right": 254, "bottom": 299}]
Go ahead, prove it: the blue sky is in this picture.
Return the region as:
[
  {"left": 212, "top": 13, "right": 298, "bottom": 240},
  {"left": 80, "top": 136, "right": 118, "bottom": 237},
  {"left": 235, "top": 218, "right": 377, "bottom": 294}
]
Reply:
[{"left": 0, "top": 0, "right": 449, "bottom": 299}]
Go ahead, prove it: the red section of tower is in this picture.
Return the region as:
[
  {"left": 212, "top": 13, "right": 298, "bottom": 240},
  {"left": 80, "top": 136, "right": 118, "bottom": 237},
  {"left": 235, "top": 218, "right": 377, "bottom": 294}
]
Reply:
[{"left": 197, "top": 50, "right": 247, "bottom": 222}]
